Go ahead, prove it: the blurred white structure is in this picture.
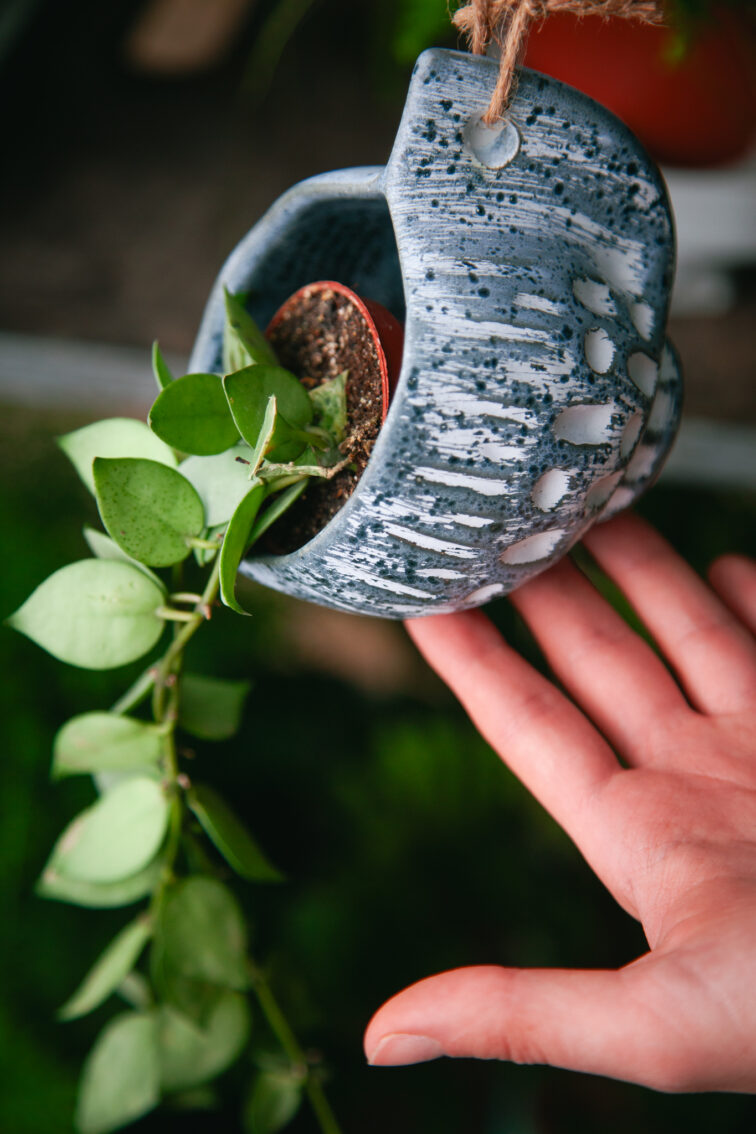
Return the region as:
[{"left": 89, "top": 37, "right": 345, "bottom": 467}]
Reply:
[{"left": 665, "top": 150, "right": 756, "bottom": 315}]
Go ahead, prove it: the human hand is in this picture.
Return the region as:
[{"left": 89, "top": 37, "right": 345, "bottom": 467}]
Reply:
[{"left": 364, "top": 514, "right": 756, "bottom": 1093}]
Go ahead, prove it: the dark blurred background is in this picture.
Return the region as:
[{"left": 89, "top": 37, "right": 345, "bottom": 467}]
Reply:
[{"left": 0, "top": 2, "right": 754, "bottom": 1132}]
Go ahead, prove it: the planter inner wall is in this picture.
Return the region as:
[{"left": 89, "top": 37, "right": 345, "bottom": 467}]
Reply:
[{"left": 201, "top": 196, "right": 405, "bottom": 376}]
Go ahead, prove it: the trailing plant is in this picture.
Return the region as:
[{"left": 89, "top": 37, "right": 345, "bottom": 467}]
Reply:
[{"left": 6, "top": 290, "right": 352, "bottom": 1134}]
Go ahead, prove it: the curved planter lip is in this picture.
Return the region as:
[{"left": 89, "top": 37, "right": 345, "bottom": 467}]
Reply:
[
  {"left": 191, "top": 50, "right": 682, "bottom": 620},
  {"left": 188, "top": 167, "right": 389, "bottom": 378}
]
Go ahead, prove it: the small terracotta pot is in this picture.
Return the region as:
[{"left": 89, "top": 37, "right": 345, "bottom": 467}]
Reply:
[{"left": 265, "top": 280, "right": 404, "bottom": 421}]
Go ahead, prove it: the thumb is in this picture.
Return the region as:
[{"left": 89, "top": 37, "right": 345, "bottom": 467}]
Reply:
[{"left": 364, "top": 963, "right": 674, "bottom": 1090}]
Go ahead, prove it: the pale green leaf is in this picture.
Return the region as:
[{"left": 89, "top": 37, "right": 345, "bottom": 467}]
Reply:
[
  {"left": 59, "top": 916, "right": 152, "bottom": 1021},
  {"left": 219, "top": 484, "right": 265, "bottom": 614},
  {"left": 309, "top": 370, "right": 347, "bottom": 442},
  {"left": 152, "top": 341, "right": 173, "bottom": 390},
  {"left": 188, "top": 784, "right": 283, "bottom": 883},
  {"left": 151, "top": 948, "right": 224, "bottom": 1027},
  {"left": 149, "top": 372, "right": 239, "bottom": 455},
  {"left": 93, "top": 766, "right": 162, "bottom": 796},
  {"left": 178, "top": 674, "right": 251, "bottom": 741},
  {"left": 158, "top": 877, "right": 249, "bottom": 990},
  {"left": 82, "top": 526, "right": 166, "bottom": 591},
  {"left": 244, "top": 1069, "right": 304, "bottom": 1134},
  {"left": 223, "top": 288, "right": 278, "bottom": 371},
  {"left": 117, "top": 971, "right": 153, "bottom": 1012},
  {"left": 180, "top": 445, "right": 254, "bottom": 528},
  {"left": 7, "top": 559, "right": 165, "bottom": 670},
  {"left": 150, "top": 907, "right": 222, "bottom": 1026},
  {"left": 38, "top": 856, "right": 163, "bottom": 909},
  {"left": 94, "top": 457, "right": 204, "bottom": 567},
  {"left": 44, "top": 777, "right": 169, "bottom": 884},
  {"left": 53, "top": 712, "right": 164, "bottom": 778},
  {"left": 158, "top": 991, "right": 251, "bottom": 1093},
  {"left": 59, "top": 418, "right": 176, "bottom": 495},
  {"left": 75, "top": 1013, "right": 159, "bottom": 1134},
  {"left": 223, "top": 365, "right": 312, "bottom": 459}
]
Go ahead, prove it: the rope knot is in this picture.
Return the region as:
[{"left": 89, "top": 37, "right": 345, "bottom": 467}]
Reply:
[{"left": 453, "top": 0, "right": 666, "bottom": 123}]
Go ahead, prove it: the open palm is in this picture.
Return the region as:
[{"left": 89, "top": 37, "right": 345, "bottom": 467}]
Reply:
[{"left": 365, "top": 514, "right": 756, "bottom": 1093}]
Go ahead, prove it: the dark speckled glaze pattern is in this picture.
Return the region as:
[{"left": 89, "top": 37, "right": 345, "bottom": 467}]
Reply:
[{"left": 190, "top": 49, "right": 682, "bottom": 618}]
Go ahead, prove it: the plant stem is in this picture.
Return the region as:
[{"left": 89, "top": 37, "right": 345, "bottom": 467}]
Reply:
[
  {"left": 163, "top": 555, "right": 221, "bottom": 671},
  {"left": 249, "top": 963, "right": 343, "bottom": 1134},
  {"left": 111, "top": 664, "right": 156, "bottom": 715},
  {"left": 112, "top": 557, "right": 222, "bottom": 719},
  {"left": 110, "top": 496, "right": 342, "bottom": 1130},
  {"left": 190, "top": 537, "right": 221, "bottom": 550},
  {"left": 156, "top": 606, "right": 197, "bottom": 622}
]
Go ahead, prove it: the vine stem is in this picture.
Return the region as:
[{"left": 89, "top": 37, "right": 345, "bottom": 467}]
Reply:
[
  {"left": 110, "top": 663, "right": 156, "bottom": 715},
  {"left": 109, "top": 559, "right": 222, "bottom": 717},
  {"left": 138, "top": 545, "right": 342, "bottom": 1132},
  {"left": 152, "top": 554, "right": 222, "bottom": 724},
  {"left": 249, "top": 964, "right": 344, "bottom": 1134}
]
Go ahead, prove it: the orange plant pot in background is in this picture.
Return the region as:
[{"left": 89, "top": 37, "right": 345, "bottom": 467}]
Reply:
[{"left": 524, "top": 10, "right": 756, "bottom": 167}]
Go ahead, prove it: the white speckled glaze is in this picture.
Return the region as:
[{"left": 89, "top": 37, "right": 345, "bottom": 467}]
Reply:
[{"left": 190, "top": 50, "right": 682, "bottom": 618}]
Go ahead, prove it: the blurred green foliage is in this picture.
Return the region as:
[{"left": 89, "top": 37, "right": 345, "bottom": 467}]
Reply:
[{"left": 2, "top": 405, "right": 754, "bottom": 1132}]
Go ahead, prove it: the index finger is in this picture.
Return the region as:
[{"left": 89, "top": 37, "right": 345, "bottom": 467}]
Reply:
[
  {"left": 405, "top": 610, "right": 619, "bottom": 859},
  {"left": 583, "top": 514, "right": 756, "bottom": 715}
]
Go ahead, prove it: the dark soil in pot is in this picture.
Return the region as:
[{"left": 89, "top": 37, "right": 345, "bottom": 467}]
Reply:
[{"left": 262, "top": 280, "right": 403, "bottom": 554}]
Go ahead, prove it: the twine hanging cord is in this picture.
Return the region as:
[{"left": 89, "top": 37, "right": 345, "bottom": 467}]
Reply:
[{"left": 453, "top": 0, "right": 667, "bottom": 123}]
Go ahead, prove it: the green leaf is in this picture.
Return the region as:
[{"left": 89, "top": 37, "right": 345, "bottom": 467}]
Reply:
[
  {"left": 117, "top": 971, "right": 153, "bottom": 1012},
  {"left": 223, "top": 366, "right": 312, "bottom": 459},
  {"left": 158, "top": 877, "right": 249, "bottom": 990},
  {"left": 152, "top": 962, "right": 224, "bottom": 1027},
  {"left": 82, "top": 526, "right": 166, "bottom": 591},
  {"left": 150, "top": 913, "right": 223, "bottom": 1026},
  {"left": 188, "top": 784, "right": 283, "bottom": 883},
  {"left": 149, "top": 372, "right": 239, "bottom": 456},
  {"left": 59, "top": 916, "right": 152, "bottom": 1022},
  {"left": 43, "top": 777, "right": 169, "bottom": 884},
  {"left": 158, "top": 991, "right": 251, "bottom": 1093},
  {"left": 223, "top": 288, "right": 278, "bottom": 371},
  {"left": 53, "top": 712, "right": 164, "bottom": 778},
  {"left": 247, "top": 394, "right": 278, "bottom": 472},
  {"left": 178, "top": 673, "right": 251, "bottom": 741},
  {"left": 94, "top": 457, "right": 205, "bottom": 567},
  {"left": 244, "top": 1069, "right": 304, "bottom": 1134},
  {"left": 309, "top": 370, "right": 347, "bottom": 443},
  {"left": 180, "top": 445, "right": 255, "bottom": 528},
  {"left": 59, "top": 418, "right": 177, "bottom": 495},
  {"left": 38, "top": 856, "right": 164, "bottom": 909},
  {"left": 75, "top": 1013, "right": 159, "bottom": 1134},
  {"left": 7, "top": 559, "right": 165, "bottom": 669},
  {"left": 93, "top": 766, "right": 162, "bottom": 797},
  {"left": 248, "top": 480, "right": 307, "bottom": 545},
  {"left": 219, "top": 484, "right": 266, "bottom": 614},
  {"left": 152, "top": 341, "right": 173, "bottom": 390}
]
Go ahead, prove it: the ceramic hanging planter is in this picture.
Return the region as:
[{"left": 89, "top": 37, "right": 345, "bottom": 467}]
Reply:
[{"left": 191, "top": 48, "right": 682, "bottom": 618}]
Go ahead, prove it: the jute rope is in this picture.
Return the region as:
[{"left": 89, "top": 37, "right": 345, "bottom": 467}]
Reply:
[{"left": 452, "top": 1, "right": 667, "bottom": 123}]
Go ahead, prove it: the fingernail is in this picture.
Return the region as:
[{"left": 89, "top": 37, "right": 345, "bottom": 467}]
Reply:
[{"left": 368, "top": 1033, "right": 444, "bottom": 1067}]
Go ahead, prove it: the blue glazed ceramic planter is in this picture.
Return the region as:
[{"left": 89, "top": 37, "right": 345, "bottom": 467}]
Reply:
[{"left": 191, "top": 48, "right": 682, "bottom": 618}]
